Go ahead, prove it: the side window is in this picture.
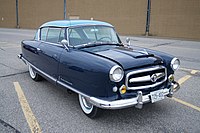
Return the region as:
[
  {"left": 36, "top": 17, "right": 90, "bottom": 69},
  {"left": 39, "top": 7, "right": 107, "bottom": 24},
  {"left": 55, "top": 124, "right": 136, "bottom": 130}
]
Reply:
[
  {"left": 69, "top": 29, "right": 81, "bottom": 39},
  {"left": 58, "top": 28, "right": 65, "bottom": 42},
  {"left": 68, "top": 28, "right": 82, "bottom": 46},
  {"left": 40, "top": 28, "right": 48, "bottom": 41},
  {"left": 46, "top": 28, "right": 61, "bottom": 43},
  {"left": 34, "top": 29, "right": 39, "bottom": 40}
]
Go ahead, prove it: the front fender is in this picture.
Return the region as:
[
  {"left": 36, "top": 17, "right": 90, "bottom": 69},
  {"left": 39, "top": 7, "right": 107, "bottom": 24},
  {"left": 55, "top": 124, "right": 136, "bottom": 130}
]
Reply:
[{"left": 59, "top": 50, "right": 118, "bottom": 98}]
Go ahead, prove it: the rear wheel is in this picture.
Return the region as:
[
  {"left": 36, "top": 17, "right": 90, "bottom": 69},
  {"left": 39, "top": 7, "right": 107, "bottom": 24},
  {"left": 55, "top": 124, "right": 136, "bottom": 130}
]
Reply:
[
  {"left": 78, "top": 94, "right": 100, "bottom": 118},
  {"left": 28, "top": 64, "right": 42, "bottom": 81}
]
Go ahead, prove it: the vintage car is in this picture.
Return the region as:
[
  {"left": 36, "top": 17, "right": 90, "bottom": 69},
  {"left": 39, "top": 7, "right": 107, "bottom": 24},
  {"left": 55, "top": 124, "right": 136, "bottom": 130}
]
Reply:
[{"left": 18, "top": 20, "right": 180, "bottom": 118}]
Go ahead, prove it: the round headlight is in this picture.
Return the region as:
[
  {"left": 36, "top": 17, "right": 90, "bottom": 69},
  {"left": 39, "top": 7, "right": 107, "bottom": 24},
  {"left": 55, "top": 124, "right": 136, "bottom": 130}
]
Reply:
[
  {"left": 171, "top": 58, "right": 180, "bottom": 71},
  {"left": 109, "top": 65, "right": 124, "bottom": 82}
]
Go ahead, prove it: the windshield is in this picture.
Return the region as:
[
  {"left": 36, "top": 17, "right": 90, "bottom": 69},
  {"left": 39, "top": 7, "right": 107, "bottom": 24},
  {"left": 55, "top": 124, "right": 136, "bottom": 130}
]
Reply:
[{"left": 68, "top": 26, "right": 120, "bottom": 46}]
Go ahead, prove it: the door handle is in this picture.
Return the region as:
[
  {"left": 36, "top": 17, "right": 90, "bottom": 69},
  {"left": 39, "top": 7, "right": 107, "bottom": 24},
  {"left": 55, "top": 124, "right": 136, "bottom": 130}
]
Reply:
[
  {"left": 53, "top": 54, "right": 58, "bottom": 60},
  {"left": 37, "top": 48, "right": 41, "bottom": 51}
]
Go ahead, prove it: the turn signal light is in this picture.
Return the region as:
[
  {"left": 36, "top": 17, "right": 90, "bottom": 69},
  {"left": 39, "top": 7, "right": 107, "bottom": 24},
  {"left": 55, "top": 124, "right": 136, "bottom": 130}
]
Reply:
[
  {"left": 168, "top": 74, "right": 174, "bottom": 82},
  {"left": 120, "top": 85, "right": 127, "bottom": 94}
]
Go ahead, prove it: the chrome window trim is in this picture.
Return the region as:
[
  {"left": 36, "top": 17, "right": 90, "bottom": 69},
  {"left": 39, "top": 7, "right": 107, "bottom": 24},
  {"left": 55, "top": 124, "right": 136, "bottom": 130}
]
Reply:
[
  {"left": 67, "top": 24, "right": 114, "bottom": 29},
  {"left": 125, "top": 65, "right": 167, "bottom": 90},
  {"left": 38, "top": 29, "right": 40, "bottom": 40},
  {"left": 35, "top": 29, "right": 40, "bottom": 41},
  {"left": 66, "top": 27, "right": 73, "bottom": 47},
  {"left": 39, "top": 40, "right": 64, "bottom": 47},
  {"left": 40, "top": 27, "right": 49, "bottom": 41}
]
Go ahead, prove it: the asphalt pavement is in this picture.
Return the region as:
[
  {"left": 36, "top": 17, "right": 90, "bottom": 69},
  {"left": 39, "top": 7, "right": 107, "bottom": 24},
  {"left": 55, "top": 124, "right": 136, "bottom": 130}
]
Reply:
[{"left": 0, "top": 28, "right": 200, "bottom": 133}]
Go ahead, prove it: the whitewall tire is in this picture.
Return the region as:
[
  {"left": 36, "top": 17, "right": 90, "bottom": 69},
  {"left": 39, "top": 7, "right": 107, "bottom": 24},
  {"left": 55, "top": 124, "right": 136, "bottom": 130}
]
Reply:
[
  {"left": 78, "top": 94, "right": 100, "bottom": 118},
  {"left": 28, "top": 64, "right": 42, "bottom": 81}
]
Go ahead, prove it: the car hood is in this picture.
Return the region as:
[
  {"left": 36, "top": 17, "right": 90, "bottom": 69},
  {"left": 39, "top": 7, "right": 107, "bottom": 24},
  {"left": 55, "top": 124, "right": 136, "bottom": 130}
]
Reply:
[{"left": 84, "top": 46, "right": 163, "bottom": 70}]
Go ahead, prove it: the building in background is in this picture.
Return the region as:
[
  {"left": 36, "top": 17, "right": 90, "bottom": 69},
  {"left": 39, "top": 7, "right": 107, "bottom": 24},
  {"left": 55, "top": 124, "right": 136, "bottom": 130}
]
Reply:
[{"left": 0, "top": 0, "right": 200, "bottom": 40}]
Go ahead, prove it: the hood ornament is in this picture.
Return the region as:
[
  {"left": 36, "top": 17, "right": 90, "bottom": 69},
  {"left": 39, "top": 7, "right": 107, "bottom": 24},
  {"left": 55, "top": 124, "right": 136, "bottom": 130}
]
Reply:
[
  {"left": 137, "top": 49, "right": 149, "bottom": 55},
  {"left": 142, "top": 49, "right": 149, "bottom": 55}
]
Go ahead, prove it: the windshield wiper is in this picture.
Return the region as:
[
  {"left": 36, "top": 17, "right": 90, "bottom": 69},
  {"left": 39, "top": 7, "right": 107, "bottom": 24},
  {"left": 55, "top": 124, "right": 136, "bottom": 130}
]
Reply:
[
  {"left": 108, "top": 41, "right": 123, "bottom": 46},
  {"left": 75, "top": 41, "right": 122, "bottom": 49},
  {"left": 75, "top": 41, "right": 100, "bottom": 49}
]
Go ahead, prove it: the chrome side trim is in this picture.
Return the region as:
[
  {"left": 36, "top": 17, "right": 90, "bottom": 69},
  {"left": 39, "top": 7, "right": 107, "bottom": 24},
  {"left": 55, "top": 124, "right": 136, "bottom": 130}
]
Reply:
[
  {"left": 39, "top": 40, "right": 64, "bottom": 47},
  {"left": 60, "top": 77, "right": 73, "bottom": 85},
  {"left": 126, "top": 65, "right": 167, "bottom": 90},
  {"left": 57, "top": 80, "right": 90, "bottom": 98}
]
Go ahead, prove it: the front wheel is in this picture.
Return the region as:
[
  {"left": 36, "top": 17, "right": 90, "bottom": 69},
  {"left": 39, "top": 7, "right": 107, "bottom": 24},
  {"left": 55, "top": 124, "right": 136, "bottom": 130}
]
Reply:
[
  {"left": 28, "top": 64, "right": 42, "bottom": 81},
  {"left": 78, "top": 94, "right": 100, "bottom": 118}
]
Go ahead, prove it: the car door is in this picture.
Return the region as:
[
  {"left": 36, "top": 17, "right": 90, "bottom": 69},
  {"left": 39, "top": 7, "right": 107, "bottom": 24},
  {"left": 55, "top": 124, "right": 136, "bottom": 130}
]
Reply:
[{"left": 36, "top": 27, "right": 65, "bottom": 83}]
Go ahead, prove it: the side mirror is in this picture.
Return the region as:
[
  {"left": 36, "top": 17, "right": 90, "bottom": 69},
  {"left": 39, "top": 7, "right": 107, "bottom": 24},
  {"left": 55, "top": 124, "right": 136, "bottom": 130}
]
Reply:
[
  {"left": 61, "top": 39, "right": 69, "bottom": 46},
  {"left": 126, "top": 38, "right": 131, "bottom": 46},
  {"left": 61, "top": 39, "right": 69, "bottom": 50}
]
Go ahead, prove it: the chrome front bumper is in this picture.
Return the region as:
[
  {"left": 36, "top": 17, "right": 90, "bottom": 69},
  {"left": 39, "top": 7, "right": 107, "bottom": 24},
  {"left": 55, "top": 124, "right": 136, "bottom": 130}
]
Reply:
[{"left": 89, "top": 82, "right": 180, "bottom": 109}]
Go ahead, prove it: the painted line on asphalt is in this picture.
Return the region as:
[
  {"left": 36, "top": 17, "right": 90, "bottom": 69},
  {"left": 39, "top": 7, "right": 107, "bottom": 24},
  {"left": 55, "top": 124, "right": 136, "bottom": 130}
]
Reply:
[
  {"left": 1, "top": 45, "right": 20, "bottom": 49},
  {"left": 178, "top": 75, "right": 191, "bottom": 85},
  {"left": 13, "top": 82, "right": 42, "bottom": 133},
  {"left": 190, "top": 70, "right": 199, "bottom": 75},
  {"left": 179, "top": 68, "right": 199, "bottom": 75},
  {"left": 172, "top": 97, "right": 200, "bottom": 112},
  {"left": 177, "top": 68, "right": 198, "bottom": 85},
  {"left": 172, "top": 69, "right": 200, "bottom": 112}
]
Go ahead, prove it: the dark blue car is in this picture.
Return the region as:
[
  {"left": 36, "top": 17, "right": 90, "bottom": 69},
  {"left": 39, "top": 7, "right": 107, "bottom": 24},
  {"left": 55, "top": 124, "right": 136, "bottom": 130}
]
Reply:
[{"left": 18, "top": 20, "right": 180, "bottom": 118}]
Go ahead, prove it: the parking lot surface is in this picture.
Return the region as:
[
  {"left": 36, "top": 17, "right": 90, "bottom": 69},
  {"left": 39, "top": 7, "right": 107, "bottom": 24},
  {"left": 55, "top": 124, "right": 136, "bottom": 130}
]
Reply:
[{"left": 0, "top": 28, "right": 200, "bottom": 133}]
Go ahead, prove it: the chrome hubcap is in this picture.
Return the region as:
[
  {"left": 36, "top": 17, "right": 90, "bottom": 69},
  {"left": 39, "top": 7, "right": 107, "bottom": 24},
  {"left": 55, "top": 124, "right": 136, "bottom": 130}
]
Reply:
[
  {"left": 79, "top": 95, "right": 93, "bottom": 114},
  {"left": 29, "top": 65, "right": 36, "bottom": 79}
]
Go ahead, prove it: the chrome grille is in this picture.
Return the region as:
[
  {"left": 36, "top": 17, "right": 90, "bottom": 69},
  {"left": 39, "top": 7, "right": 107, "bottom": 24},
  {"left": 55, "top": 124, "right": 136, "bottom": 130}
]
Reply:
[{"left": 126, "top": 66, "right": 167, "bottom": 90}]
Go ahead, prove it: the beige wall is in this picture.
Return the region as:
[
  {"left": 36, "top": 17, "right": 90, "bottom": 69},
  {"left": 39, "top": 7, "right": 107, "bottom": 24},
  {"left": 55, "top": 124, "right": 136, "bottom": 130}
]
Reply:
[
  {"left": 0, "top": 0, "right": 16, "bottom": 28},
  {"left": 150, "top": 0, "right": 200, "bottom": 40},
  {"left": 0, "top": 0, "right": 200, "bottom": 40},
  {"left": 18, "top": 0, "right": 64, "bottom": 29},
  {"left": 67, "top": 0, "right": 147, "bottom": 35}
]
